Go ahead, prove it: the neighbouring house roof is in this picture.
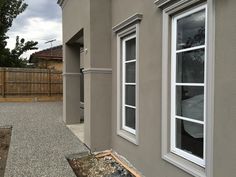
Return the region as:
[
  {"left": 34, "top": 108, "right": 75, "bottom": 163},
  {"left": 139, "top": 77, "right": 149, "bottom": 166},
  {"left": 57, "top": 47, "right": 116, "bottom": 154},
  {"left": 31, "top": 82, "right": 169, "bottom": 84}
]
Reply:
[{"left": 29, "top": 45, "right": 63, "bottom": 63}]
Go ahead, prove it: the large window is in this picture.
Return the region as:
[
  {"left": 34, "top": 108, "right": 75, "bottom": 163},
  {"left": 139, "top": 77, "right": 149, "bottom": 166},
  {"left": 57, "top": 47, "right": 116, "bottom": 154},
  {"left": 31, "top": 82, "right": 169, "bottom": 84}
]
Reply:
[
  {"left": 171, "top": 5, "right": 207, "bottom": 167},
  {"left": 122, "top": 34, "right": 137, "bottom": 134}
]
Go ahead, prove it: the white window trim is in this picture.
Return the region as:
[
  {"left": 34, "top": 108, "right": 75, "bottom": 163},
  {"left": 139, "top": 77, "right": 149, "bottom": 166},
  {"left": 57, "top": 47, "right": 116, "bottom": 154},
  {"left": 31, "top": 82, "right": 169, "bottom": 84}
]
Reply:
[
  {"left": 157, "top": 0, "right": 215, "bottom": 177},
  {"left": 170, "top": 4, "right": 207, "bottom": 167},
  {"left": 121, "top": 34, "right": 137, "bottom": 135},
  {"left": 116, "top": 23, "right": 140, "bottom": 145}
]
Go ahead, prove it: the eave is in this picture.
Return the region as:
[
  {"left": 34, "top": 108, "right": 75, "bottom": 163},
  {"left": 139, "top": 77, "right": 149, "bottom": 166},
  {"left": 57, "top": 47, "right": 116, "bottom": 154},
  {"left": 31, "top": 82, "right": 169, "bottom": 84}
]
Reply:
[
  {"left": 154, "top": 0, "right": 173, "bottom": 8},
  {"left": 57, "top": 0, "right": 68, "bottom": 8}
]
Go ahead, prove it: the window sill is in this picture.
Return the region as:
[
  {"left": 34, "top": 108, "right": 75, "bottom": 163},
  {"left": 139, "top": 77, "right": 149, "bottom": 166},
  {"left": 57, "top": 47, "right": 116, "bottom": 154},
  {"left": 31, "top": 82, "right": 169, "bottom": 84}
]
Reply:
[
  {"left": 117, "top": 129, "right": 139, "bottom": 145},
  {"left": 163, "top": 152, "right": 206, "bottom": 177}
]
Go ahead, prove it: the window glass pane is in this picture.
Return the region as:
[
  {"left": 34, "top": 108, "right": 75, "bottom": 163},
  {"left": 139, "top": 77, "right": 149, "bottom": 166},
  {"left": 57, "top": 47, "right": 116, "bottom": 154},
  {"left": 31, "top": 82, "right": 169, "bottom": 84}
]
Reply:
[
  {"left": 176, "top": 119, "right": 203, "bottom": 158},
  {"left": 176, "top": 49, "right": 204, "bottom": 83},
  {"left": 125, "top": 85, "right": 135, "bottom": 106},
  {"left": 80, "top": 69, "right": 84, "bottom": 102},
  {"left": 126, "top": 62, "right": 135, "bottom": 83},
  {"left": 125, "top": 107, "right": 135, "bottom": 130},
  {"left": 125, "top": 38, "right": 136, "bottom": 61},
  {"left": 176, "top": 86, "right": 204, "bottom": 121},
  {"left": 177, "top": 9, "right": 205, "bottom": 50}
]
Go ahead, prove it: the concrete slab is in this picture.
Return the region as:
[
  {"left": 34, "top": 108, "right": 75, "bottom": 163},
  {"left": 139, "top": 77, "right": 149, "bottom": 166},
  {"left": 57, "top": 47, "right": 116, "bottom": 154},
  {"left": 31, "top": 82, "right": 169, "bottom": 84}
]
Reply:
[
  {"left": 0, "top": 102, "right": 88, "bottom": 177},
  {"left": 67, "top": 124, "right": 84, "bottom": 143}
]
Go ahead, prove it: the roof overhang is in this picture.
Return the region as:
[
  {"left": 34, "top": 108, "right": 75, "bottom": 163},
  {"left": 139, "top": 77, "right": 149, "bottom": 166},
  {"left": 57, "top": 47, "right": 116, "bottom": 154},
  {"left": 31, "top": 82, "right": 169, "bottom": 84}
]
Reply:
[
  {"left": 154, "top": 0, "right": 173, "bottom": 8},
  {"left": 57, "top": 0, "right": 68, "bottom": 8},
  {"left": 57, "top": 0, "right": 63, "bottom": 6}
]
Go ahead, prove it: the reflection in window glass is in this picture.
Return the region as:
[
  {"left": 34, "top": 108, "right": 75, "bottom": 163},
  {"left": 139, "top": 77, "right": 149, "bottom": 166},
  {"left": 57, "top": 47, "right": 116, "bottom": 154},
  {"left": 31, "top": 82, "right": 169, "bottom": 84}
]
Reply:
[
  {"left": 177, "top": 9, "right": 205, "bottom": 50},
  {"left": 125, "top": 38, "right": 136, "bottom": 61},
  {"left": 176, "top": 86, "right": 204, "bottom": 121},
  {"left": 125, "top": 107, "right": 136, "bottom": 129},
  {"left": 176, "top": 119, "right": 203, "bottom": 158},
  {"left": 125, "top": 85, "right": 136, "bottom": 106},
  {"left": 176, "top": 49, "right": 205, "bottom": 83},
  {"left": 126, "top": 62, "right": 135, "bottom": 83}
]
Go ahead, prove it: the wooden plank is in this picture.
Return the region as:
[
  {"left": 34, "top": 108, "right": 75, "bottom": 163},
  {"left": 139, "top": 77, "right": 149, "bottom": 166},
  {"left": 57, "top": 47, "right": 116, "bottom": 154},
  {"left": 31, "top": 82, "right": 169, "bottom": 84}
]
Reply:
[
  {"left": 0, "top": 96, "right": 62, "bottom": 102},
  {"left": 95, "top": 150, "right": 112, "bottom": 158},
  {"left": 48, "top": 69, "right": 51, "bottom": 96},
  {"left": 2, "top": 69, "right": 5, "bottom": 97},
  {"left": 95, "top": 151, "right": 141, "bottom": 177},
  {"left": 5, "top": 81, "right": 62, "bottom": 84}
]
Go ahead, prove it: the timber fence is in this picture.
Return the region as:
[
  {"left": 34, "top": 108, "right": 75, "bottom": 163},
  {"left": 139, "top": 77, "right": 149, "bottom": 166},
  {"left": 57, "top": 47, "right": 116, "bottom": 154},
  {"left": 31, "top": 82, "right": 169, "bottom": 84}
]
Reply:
[{"left": 0, "top": 67, "right": 63, "bottom": 97}]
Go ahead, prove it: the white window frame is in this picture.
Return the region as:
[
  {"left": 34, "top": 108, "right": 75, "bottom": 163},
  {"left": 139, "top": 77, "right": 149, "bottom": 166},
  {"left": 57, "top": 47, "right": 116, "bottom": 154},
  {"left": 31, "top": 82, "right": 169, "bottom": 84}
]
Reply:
[
  {"left": 121, "top": 34, "right": 137, "bottom": 135},
  {"left": 171, "top": 4, "right": 207, "bottom": 167},
  {"left": 116, "top": 25, "right": 139, "bottom": 144},
  {"left": 113, "top": 14, "right": 142, "bottom": 145},
  {"left": 156, "top": 0, "right": 215, "bottom": 176}
]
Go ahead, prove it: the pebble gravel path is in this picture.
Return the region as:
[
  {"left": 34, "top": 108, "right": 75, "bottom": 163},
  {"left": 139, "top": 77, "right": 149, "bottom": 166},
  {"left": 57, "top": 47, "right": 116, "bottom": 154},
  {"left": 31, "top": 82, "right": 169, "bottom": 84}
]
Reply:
[{"left": 0, "top": 102, "right": 88, "bottom": 177}]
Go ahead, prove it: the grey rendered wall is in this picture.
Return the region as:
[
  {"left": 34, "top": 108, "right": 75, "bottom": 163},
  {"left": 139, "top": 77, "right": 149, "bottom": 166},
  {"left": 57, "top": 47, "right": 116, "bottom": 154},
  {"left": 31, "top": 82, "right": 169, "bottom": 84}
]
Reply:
[
  {"left": 111, "top": 0, "right": 236, "bottom": 177},
  {"left": 111, "top": 0, "right": 192, "bottom": 177},
  {"left": 214, "top": 0, "right": 236, "bottom": 177},
  {"left": 61, "top": 0, "right": 112, "bottom": 151},
  {"left": 87, "top": 0, "right": 112, "bottom": 151},
  {"left": 62, "top": 0, "right": 90, "bottom": 47},
  {"left": 62, "top": 0, "right": 90, "bottom": 125}
]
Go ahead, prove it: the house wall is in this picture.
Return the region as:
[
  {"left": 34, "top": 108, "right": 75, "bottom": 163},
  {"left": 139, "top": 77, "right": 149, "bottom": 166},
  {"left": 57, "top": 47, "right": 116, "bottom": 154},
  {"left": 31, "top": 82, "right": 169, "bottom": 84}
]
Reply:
[
  {"left": 87, "top": 0, "right": 112, "bottom": 151},
  {"left": 214, "top": 0, "right": 236, "bottom": 176},
  {"left": 47, "top": 61, "right": 62, "bottom": 71},
  {"left": 61, "top": 0, "right": 90, "bottom": 125},
  {"left": 36, "top": 60, "right": 62, "bottom": 71},
  {"left": 111, "top": 0, "right": 236, "bottom": 177},
  {"left": 61, "top": 0, "right": 112, "bottom": 151},
  {"left": 60, "top": 0, "right": 236, "bottom": 176},
  {"left": 111, "top": 1, "right": 191, "bottom": 177}
]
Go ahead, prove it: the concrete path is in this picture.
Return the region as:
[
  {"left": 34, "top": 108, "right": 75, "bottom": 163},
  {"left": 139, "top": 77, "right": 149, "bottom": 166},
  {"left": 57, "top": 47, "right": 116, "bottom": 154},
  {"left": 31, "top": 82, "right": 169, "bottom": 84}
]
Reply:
[{"left": 0, "top": 102, "right": 88, "bottom": 177}]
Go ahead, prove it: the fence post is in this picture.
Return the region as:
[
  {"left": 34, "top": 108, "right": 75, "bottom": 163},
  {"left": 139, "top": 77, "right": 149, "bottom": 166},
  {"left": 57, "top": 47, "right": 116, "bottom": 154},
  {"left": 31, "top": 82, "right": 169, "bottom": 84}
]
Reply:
[
  {"left": 1, "top": 68, "right": 5, "bottom": 97},
  {"left": 48, "top": 69, "right": 51, "bottom": 96}
]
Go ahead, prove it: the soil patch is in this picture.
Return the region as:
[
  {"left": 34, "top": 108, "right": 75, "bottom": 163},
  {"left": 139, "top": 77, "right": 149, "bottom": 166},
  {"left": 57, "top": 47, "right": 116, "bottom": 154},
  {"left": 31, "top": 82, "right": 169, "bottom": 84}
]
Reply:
[
  {"left": 68, "top": 153, "right": 136, "bottom": 177},
  {"left": 0, "top": 128, "right": 12, "bottom": 177}
]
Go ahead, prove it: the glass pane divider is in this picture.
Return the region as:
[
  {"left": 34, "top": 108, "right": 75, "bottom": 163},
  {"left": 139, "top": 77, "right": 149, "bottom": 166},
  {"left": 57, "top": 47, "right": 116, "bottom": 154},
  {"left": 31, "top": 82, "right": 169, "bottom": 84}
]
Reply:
[
  {"left": 125, "top": 59, "right": 136, "bottom": 64},
  {"left": 125, "top": 83, "right": 136, "bottom": 85},
  {"left": 175, "top": 83, "right": 205, "bottom": 86},
  {"left": 176, "top": 45, "right": 205, "bottom": 54},
  {"left": 175, "top": 115, "right": 204, "bottom": 125},
  {"left": 125, "top": 104, "right": 136, "bottom": 109}
]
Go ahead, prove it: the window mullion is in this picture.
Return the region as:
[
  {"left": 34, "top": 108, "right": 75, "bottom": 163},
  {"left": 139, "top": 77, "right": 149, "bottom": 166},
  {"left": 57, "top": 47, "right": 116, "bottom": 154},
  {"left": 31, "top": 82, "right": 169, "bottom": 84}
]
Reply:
[
  {"left": 175, "top": 116, "right": 204, "bottom": 125},
  {"left": 175, "top": 83, "right": 205, "bottom": 86},
  {"left": 176, "top": 45, "right": 205, "bottom": 53},
  {"left": 125, "top": 59, "right": 136, "bottom": 64}
]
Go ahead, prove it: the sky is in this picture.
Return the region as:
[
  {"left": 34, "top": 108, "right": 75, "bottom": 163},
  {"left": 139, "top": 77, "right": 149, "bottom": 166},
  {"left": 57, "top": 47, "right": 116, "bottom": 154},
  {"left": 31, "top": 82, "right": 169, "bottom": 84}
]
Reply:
[{"left": 6, "top": 0, "right": 62, "bottom": 59}]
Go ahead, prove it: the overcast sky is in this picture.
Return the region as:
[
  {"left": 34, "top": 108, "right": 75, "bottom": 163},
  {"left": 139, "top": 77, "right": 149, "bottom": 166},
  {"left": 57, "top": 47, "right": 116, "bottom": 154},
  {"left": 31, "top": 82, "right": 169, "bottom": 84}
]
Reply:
[{"left": 6, "top": 0, "right": 62, "bottom": 59}]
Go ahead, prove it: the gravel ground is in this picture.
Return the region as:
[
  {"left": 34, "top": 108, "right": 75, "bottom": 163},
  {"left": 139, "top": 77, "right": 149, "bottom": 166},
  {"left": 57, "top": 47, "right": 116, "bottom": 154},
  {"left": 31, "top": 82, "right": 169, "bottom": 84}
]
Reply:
[{"left": 0, "top": 102, "right": 88, "bottom": 177}]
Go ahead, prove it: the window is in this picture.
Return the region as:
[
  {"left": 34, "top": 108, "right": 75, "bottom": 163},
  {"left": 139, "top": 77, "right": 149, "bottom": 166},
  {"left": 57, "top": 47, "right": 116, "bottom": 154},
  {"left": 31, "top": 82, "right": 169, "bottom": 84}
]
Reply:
[
  {"left": 122, "top": 34, "right": 137, "bottom": 134},
  {"left": 171, "top": 5, "right": 207, "bottom": 167},
  {"left": 156, "top": 0, "right": 214, "bottom": 176},
  {"left": 113, "top": 14, "right": 142, "bottom": 144}
]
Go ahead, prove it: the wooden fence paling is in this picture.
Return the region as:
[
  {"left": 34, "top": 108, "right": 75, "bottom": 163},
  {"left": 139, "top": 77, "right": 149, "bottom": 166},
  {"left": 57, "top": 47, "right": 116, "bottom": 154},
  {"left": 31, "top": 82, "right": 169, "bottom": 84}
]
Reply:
[
  {"left": 1, "top": 69, "right": 5, "bottom": 97},
  {"left": 48, "top": 69, "right": 51, "bottom": 96},
  {"left": 0, "top": 68, "right": 62, "bottom": 97}
]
